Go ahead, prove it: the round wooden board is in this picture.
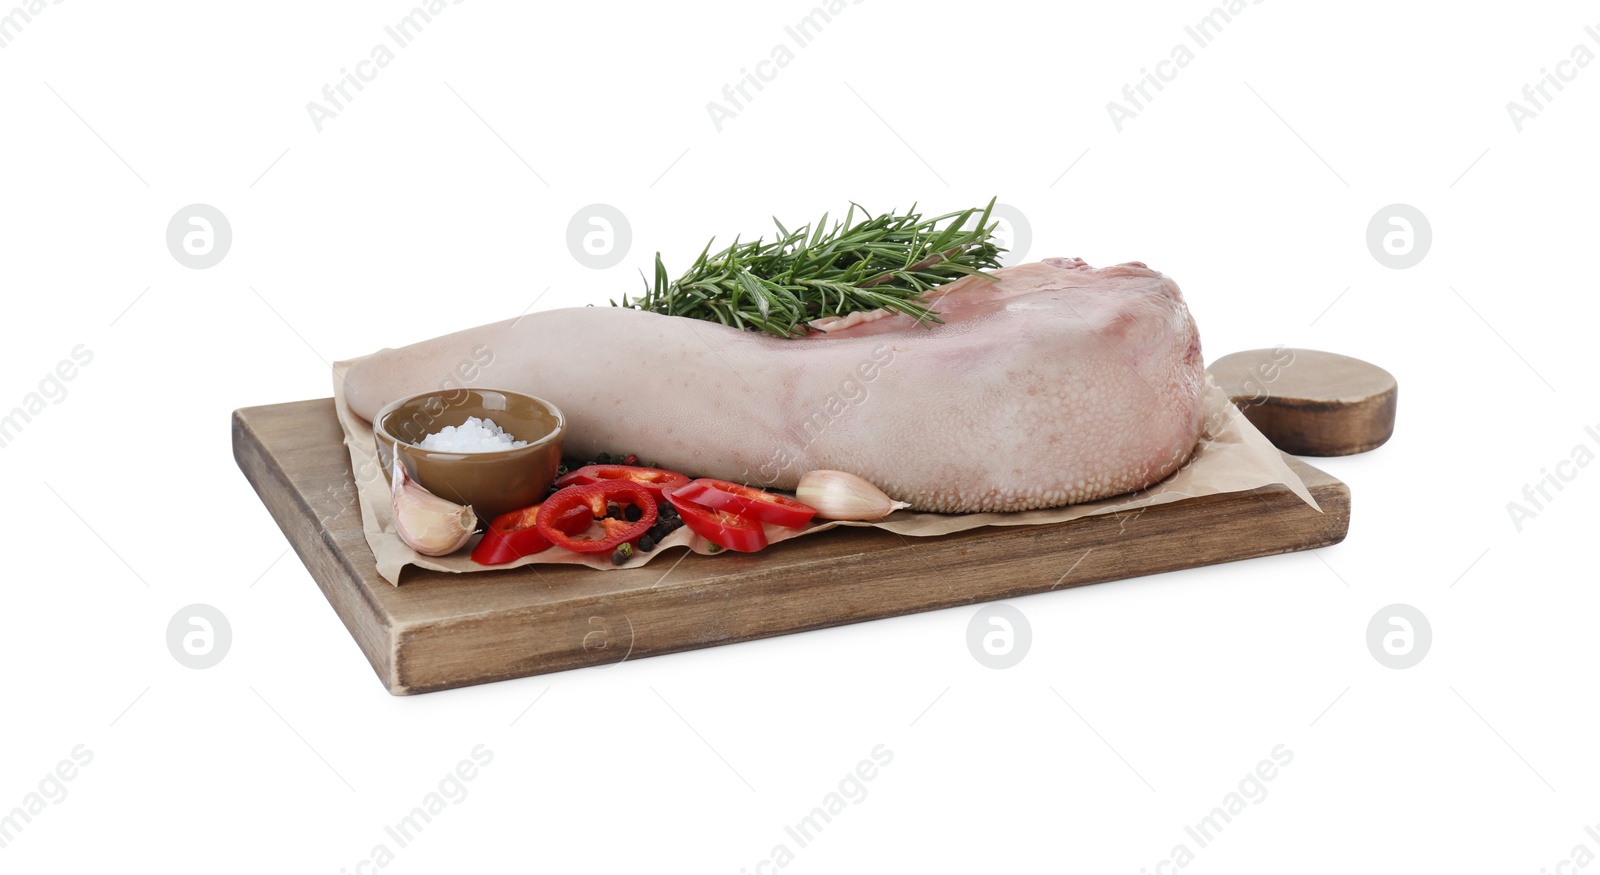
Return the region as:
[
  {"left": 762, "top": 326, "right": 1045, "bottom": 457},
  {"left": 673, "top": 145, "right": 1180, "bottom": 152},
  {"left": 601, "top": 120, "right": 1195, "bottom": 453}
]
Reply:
[{"left": 1207, "top": 348, "right": 1397, "bottom": 456}]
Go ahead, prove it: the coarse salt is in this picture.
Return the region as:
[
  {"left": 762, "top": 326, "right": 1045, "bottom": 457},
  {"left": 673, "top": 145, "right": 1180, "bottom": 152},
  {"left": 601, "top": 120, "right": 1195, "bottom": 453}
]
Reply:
[{"left": 416, "top": 416, "right": 528, "bottom": 453}]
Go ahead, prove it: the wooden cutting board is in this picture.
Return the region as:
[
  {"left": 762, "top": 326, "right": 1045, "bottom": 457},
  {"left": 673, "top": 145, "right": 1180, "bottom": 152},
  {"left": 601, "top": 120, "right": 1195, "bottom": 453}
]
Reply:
[{"left": 232, "top": 398, "right": 1350, "bottom": 695}]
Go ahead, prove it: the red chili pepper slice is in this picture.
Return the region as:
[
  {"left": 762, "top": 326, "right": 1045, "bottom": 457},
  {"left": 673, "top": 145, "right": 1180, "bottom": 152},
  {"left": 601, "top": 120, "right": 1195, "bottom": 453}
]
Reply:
[
  {"left": 663, "top": 483, "right": 768, "bottom": 553},
  {"left": 671, "top": 479, "right": 817, "bottom": 529},
  {"left": 555, "top": 465, "right": 690, "bottom": 504},
  {"left": 471, "top": 501, "right": 592, "bottom": 566},
  {"left": 537, "top": 482, "right": 657, "bottom": 554}
]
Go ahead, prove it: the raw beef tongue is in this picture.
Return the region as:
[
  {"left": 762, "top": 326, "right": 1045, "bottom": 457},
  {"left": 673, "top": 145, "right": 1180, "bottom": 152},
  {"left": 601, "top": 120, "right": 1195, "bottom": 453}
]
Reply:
[{"left": 345, "top": 258, "right": 1206, "bottom": 513}]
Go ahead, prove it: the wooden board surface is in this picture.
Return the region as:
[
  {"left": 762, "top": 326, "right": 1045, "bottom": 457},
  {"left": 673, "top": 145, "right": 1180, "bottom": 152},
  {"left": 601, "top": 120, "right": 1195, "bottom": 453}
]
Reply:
[
  {"left": 1210, "top": 348, "right": 1398, "bottom": 456},
  {"left": 233, "top": 399, "right": 1351, "bottom": 695}
]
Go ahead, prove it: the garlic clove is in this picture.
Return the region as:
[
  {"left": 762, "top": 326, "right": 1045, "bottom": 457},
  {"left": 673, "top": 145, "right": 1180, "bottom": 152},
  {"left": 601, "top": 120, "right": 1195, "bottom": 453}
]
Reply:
[
  {"left": 390, "top": 455, "right": 478, "bottom": 556},
  {"left": 796, "top": 469, "right": 912, "bottom": 521}
]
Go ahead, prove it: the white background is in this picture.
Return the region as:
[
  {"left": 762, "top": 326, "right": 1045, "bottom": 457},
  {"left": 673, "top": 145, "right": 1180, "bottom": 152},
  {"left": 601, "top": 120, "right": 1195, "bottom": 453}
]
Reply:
[{"left": 2, "top": 0, "right": 1597, "bottom": 871}]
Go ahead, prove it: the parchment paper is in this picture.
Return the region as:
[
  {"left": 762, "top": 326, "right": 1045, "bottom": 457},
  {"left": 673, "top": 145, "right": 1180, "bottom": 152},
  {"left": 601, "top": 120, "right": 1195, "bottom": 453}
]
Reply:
[{"left": 333, "top": 358, "right": 1318, "bottom": 585}]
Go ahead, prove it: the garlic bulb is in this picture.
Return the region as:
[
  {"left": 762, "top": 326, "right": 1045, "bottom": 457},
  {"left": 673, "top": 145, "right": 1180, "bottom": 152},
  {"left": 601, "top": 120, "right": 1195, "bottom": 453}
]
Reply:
[
  {"left": 796, "top": 470, "right": 911, "bottom": 521},
  {"left": 389, "top": 456, "right": 477, "bottom": 556}
]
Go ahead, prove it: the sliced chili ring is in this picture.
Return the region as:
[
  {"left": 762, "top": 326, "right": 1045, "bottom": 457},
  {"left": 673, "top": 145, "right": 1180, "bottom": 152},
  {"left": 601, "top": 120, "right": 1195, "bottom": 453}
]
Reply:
[
  {"left": 555, "top": 465, "right": 690, "bottom": 504},
  {"left": 471, "top": 502, "right": 592, "bottom": 566},
  {"left": 663, "top": 483, "right": 768, "bottom": 553},
  {"left": 537, "top": 482, "right": 657, "bottom": 554},
  {"left": 671, "top": 479, "right": 817, "bottom": 529}
]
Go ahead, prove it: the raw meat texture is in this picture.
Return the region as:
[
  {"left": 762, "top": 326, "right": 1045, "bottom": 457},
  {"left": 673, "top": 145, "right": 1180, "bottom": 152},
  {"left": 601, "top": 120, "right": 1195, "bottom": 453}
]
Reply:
[{"left": 346, "top": 258, "right": 1207, "bottom": 512}]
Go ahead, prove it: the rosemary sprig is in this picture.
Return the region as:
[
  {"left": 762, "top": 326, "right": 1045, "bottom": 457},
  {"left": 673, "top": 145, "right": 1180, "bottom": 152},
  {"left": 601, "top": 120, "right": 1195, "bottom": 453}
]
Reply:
[{"left": 614, "top": 199, "right": 1004, "bottom": 338}]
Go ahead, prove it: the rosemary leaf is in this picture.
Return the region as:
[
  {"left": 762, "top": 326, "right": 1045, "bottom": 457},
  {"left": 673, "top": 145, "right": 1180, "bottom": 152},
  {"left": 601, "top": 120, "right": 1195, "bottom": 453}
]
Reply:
[{"left": 619, "top": 198, "right": 1002, "bottom": 338}]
